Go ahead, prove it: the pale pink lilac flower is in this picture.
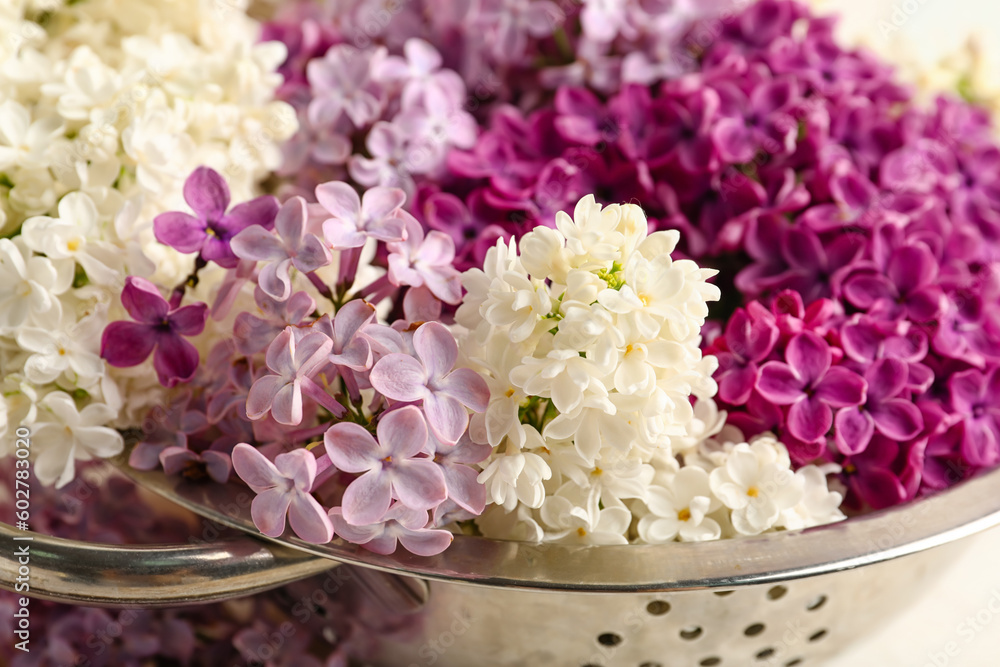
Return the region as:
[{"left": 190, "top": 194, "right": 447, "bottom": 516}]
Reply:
[
  {"left": 370, "top": 322, "right": 490, "bottom": 443},
  {"left": 324, "top": 406, "right": 447, "bottom": 525},
  {"left": 232, "top": 443, "right": 335, "bottom": 544},
  {"left": 387, "top": 213, "right": 462, "bottom": 304},
  {"left": 316, "top": 182, "right": 406, "bottom": 249},
  {"left": 328, "top": 504, "right": 453, "bottom": 556},
  {"left": 231, "top": 196, "right": 332, "bottom": 301}
]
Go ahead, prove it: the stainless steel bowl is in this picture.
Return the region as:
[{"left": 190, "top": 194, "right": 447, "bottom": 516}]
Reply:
[{"left": 5, "top": 459, "right": 1000, "bottom": 666}]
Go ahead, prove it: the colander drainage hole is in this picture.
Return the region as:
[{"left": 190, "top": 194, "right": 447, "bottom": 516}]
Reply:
[
  {"left": 785, "top": 660, "right": 804, "bottom": 666},
  {"left": 713, "top": 590, "right": 734, "bottom": 597},
  {"left": 744, "top": 623, "right": 765, "bottom": 637},
  {"left": 808, "top": 629, "right": 828, "bottom": 642},
  {"left": 755, "top": 647, "right": 776, "bottom": 660},
  {"left": 699, "top": 658, "right": 722, "bottom": 666},
  {"left": 647, "top": 600, "right": 671, "bottom": 615},
  {"left": 767, "top": 586, "right": 788, "bottom": 600},
  {"left": 639, "top": 662, "right": 663, "bottom": 667},
  {"left": 806, "top": 595, "right": 827, "bottom": 611},
  {"left": 680, "top": 626, "right": 703, "bottom": 640},
  {"left": 598, "top": 632, "right": 623, "bottom": 647}
]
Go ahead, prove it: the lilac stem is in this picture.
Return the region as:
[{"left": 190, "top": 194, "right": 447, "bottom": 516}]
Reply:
[
  {"left": 337, "top": 246, "right": 363, "bottom": 291},
  {"left": 357, "top": 274, "right": 391, "bottom": 300},
  {"left": 285, "top": 423, "right": 331, "bottom": 443},
  {"left": 301, "top": 376, "right": 347, "bottom": 419},
  {"left": 307, "top": 271, "right": 335, "bottom": 303},
  {"left": 311, "top": 452, "right": 337, "bottom": 492}
]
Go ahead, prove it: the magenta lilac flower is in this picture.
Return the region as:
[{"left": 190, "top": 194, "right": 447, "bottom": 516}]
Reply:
[
  {"left": 100, "top": 276, "right": 208, "bottom": 387},
  {"left": 153, "top": 166, "right": 279, "bottom": 268}
]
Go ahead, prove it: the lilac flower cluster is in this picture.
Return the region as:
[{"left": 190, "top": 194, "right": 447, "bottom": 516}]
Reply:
[
  {"left": 0, "top": 460, "right": 406, "bottom": 666},
  {"left": 421, "top": 0, "right": 1000, "bottom": 508},
  {"left": 261, "top": 0, "right": 732, "bottom": 237},
  {"left": 100, "top": 167, "right": 489, "bottom": 556}
]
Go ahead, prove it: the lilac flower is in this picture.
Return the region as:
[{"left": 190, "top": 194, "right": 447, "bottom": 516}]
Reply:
[
  {"left": 712, "top": 78, "right": 800, "bottom": 163},
  {"left": 372, "top": 38, "right": 463, "bottom": 109},
  {"left": 231, "top": 443, "right": 335, "bottom": 544},
  {"left": 713, "top": 307, "right": 779, "bottom": 405},
  {"left": 306, "top": 44, "right": 383, "bottom": 129},
  {"left": 316, "top": 182, "right": 406, "bottom": 249},
  {"left": 129, "top": 392, "right": 208, "bottom": 470},
  {"left": 347, "top": 121, "right": 418, "bottom": 193},
  {"left": 948, "top": 367, "right": 1000, "bottom": 467},
  {"left": 230, "top": 196, "right": 331, "bottom": 301},
  {"left": 324, "top": 406, "right": 447, "bottom": 525},
  {"left": 100, "top": 277, "right": 208, "bottom": 387},
  {"left": 833, "top": 358, "right": 923, "bottom": 455},
  {"left": 153, "top": 167, "right": 279, "bottom": 268},
  {"left": 324, "top": 299, "right": 377, "bottom": 371},
  {"left": 233, "top": 287, "right": 316, "bottom": 356},
  {"left": 799, "top": 166, "right": 900, "bottom": 233},
  {"left": 387, "top": 213, "right": 462, "bottom": 304},
  {"left": 396, "top": 82, "right": 478, "bottom": 169},
  {"left": 756, "top": 332, "right": 867, "bottom": 443},
  {"left": 160, "top": 446, "right": 232, "bottom": 484},
  {"left": 328, "top": 504, "right": 453, "bottom": 556},
  {"left": 246, "top": 328, "right": 339, "bottom": 425},
  {"left": 370, "top": 322, "right": 489, "bottom": 443},
  {"left": 429, "top": 433, "right": 491, "bottom": 515},
  {"left": 842, "top": 245, "right": 944, "bottom": 322},
  {"left": 840, "top": 436, "right": 916, "bottom": 511}
]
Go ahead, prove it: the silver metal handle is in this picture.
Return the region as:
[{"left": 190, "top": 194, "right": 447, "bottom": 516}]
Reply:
[{"left": 0, "top": 521, "right": 337, "bottom": 607}]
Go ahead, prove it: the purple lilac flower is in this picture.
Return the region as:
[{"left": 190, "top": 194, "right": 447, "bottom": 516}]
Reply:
[
  {"left": 324, "top": 405, "right": 447, "bottom": 525},
  {"left": 317, "top": 182, "right": 406, "bottom": 248},
  {"left": 756, "top": 331, "right": 867, "bottom": 444},
  {"left": 329, "top": 503, "right": 454, "bottom": 556},
  {"left": 833, "top": 358, "right": 923, "bottom": 455},
  {"left": 386, "top": 212, "right": 463, "bottom": 304},
  {"left": 370, "top": 322, "right": 490, "bottom": 443},
  {"left": 231, "top": 196, "right": 332, "bottom": 301},
  {"left": 232, "top": 443, "right": 335, "bottom": 543},
  {"left": 947, "top": 367, "right": 1000, "bottom": 467},
  {"left": 713, "top": 307, "right": 779, "bottom": 405},
  {"left": 153, "top": 167, "right": 279, "bottom": 268},
  {"left": 246, "top": 328, "right": 339, "bottom": 425},
  {"left": 100, "top": 276, "right": 208, "bottom": 387}
]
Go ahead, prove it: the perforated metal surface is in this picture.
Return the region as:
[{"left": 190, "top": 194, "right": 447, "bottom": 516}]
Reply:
[{"left": 373, "top": 544, "right": 956, "bottom": 666}]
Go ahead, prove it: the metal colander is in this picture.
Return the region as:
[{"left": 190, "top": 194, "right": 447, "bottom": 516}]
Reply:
[{"left": 4, "top": 458, "right": 1000, "bottom": 666}]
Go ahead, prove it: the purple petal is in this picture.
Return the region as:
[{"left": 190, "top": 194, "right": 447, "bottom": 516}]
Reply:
[
  {"left": 814, "top": 366, "right": 867, "bottom": 408},
  {"left": 202, "top": 451, "right": 232, "bottom": 484},
  {"left": 167, "top": 302, "right": 208, "bottom": 337},
  {"left": 322, "top": 218, "right": 368, "bottom": 249},
  {"left": 756, "top": 361, "right": 804, "bottom": 404},
  {"left": 865, "top": 358, "right": 908, "bottom": 405},
  {"left": 950, "top": 370, "right": 985, "bottom": 414},
  {"left": 341, "top": 470, "right": 393, "bottom": 525},
  {"left": 183, "top": 166, "right": 230, "bottom": 218},
  {"left": 274, "top": 196, "right": 306, "bottom": 243},
  {"left": 413, "top": 322, "right": 458, "bottom": 381},
  {"left": 436, "top": 368, "right": 489, "bottom": 412},
  {"left": 870, "top": 399, "right": 924, "bottom": 440},
  {"left": 224, "top": 195, "right": 279, "bottom": 234},
  {"left": 232, "top": 443, "right": 279, "bottom": 493},
  {"left": 287, "top": 493, "right": 335, "bottom": 543},
  {"left": 231, "top": 226, "right": 286, "bottom": 262},
  {"left": 274, "top": 448, "right": 317, "bottom": 490},
  {"left": 251, "top": 488, "right": 293, "bottom": 537},
  {"left": 370, "top": 353, "right": 428, "bottom": 402},
  {"left": 153, "top": 334, "right": 201, "bottom": 387},
  {"left": 377, "top": 406, "right": 428, "bottom": 459},
  {"left": 397, "top": 526, "right": 453, "bottom": 556},
  {"left": 269, "top": 380, "right": 303, "bottom": 425},
  {"left": 962, "top": 420, "right": 1000, "bottom": 466},
  {"left": 785, "top": 332, "right": 831, "bottom": 387},
  {"left": 120, "top": 276, "right": 169, "bottom": 323},
  {"left": 887, "top": 245, "right": 936, "bottom": 294},
  {"left": 315, "top": 181, "right": 361, "bottom": 223},
  {"left": 324, "top": 422, "right": 379, "bottom": 473},
  {"left": 294, "top": 234, "right": 332, "bottom": 273},
  {"left": 334, "top": 300, "right": 377, "bottom": 349},
  {"left": 246, "top": 375, "right": 284, "bottom": 420},
  {"left": 423, "top": 393, "right": 468, "bottom": 444},
  {"left": 718, "top": 363, "right": 758, "bottom": 405},
  {"left": 441, "top": 464, "right": 487, "bottom": 514},
  {"left": 843, "top": 273, "right": 896, "bottom": 309},
  {"left": 855, "top": 469, "right": 906, "bottom": 510},
  {"left": 328, "top": 508, "right": 383, "bottom": 545},
  {"left": 361, "top": 186, "right": 407, "bottom": 222},
  {"left": 258, "top": 259, "right": 293, "bottom": 302},
  {"left": 101, "top": 321, "right": 155, "bottom": 367},
  {"left": 153, "top": 211, "right": 206, "bottom": 253},
  {"left": 787, "top": 396, "right": 832, "bottom": 443},
  {"left": 392, "top": 459, "right": 447, "bottom": 510},
  {"left": 834, "top": 407, "right": 874, "bottom": 455}
]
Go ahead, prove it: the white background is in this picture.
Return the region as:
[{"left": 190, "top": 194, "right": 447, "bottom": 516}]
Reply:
[{"left": 817, "top": 1, "right": 1000, "bottom": 665}]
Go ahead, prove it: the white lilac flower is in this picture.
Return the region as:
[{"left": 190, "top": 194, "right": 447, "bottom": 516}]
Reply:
[
  {"left": 638, "top": 467, "right": 722, "bottom": 543},
  {"left": 31, "top": 391, "right": 124, "bottom": 487},
  {"left": 0, "top": 100, "right": 63, "bottom": 171},
  {"left": 708, "top": 439, "right": 805, "bottom": 536},
  {"left": 0, "top": 237, "right": 72, "bottom": 332}
]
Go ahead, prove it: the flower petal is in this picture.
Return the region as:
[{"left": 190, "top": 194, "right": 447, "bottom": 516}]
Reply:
[
  {"left": 392, "top": 459, "right": 447, "bottom": 510},
  {"left": 787, "top": 396, "right": 832, "bottom": 443},
  {"left": 834, "top": 407, "right": 874, "bottom": 455},
  {"left": 184, "top": 166, "right": 230, "bottom": 219},
  {"left": 153, "top": 211, "right": 205, "bottom": 253},
  {"left": 423, "top": 393, "right": 468, "bottom": 444},
  {"left": 341, "top": 470, "right": 393, "bottom": 525},
  {"left": 785, "top": 332, "right": 831, "bottom": 388},
  {"left": 755, "top": 361, "right": 804, "bottom": 405},
  {"left": 101, "top": 321, "right": 156, "bottom": 367},
  {"left": 324, "top": 422, "right": 379, "bottom": 472},
  {"left": 814, "top": 366, "right": 867, "bottom": 408},
  {"left": 370, "top": 353, "right": 428, "bottom": 402},
  {"left": 377, "top": 406, "right": 428, "bottom": 459},
  {"left": 413, "top": 321, "right": 458, "bottom": 381},
  {"left": 120, "top": 276, "right": 169, "bottom": 323},
  {"left": 251, "top": 488, "right": 293, "bottom": 537},
  {"left": 287, "top": 492, "right": 335, "bottom": 543},
  {"left": 870, "top": 399, "right": 924, "bottom": 441},
  {"left": 152, "top": 334, "right": 201, "bottom": 387},
  {"left": 436, "top": 368, "right": 489, "bottom": 412}
]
